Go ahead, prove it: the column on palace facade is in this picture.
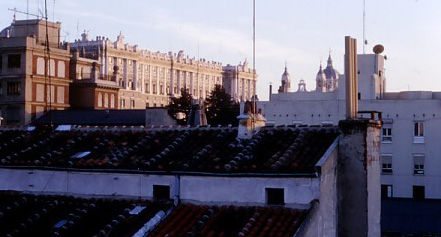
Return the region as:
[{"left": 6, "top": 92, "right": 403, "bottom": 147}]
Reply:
[
  {"left": 170, "top": 66, "right": 175, "bottom": 97},
  {"left": 156, "top": 66, "right": 159, "bottom": 95},
  {"left": 140, "top": 63, "right": 145, "bottom": 93},
  {"left": 148, "top": 64, "right": 152, "bottom": 94},
  {"left": 123, "top": 58, "right": 128, "bottom": 89},
  {"left": 133, "top": 60, "right": 138, "bottom": 91}
]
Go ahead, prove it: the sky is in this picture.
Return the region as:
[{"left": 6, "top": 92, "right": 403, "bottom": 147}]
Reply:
[{"left": 1, "top": 0, "right": 441, "bottom": 100}]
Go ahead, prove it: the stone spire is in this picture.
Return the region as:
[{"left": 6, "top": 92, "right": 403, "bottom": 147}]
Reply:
[
  {"left": 278, "top": 63, "right": 291, "bottom": 93},
  {"left": 316, "top": 63, "right": 327, "bottom": 92}
]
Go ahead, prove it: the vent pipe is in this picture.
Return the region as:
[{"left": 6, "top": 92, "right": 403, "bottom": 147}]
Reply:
[{"left": 345, "top": 36, "right": 358, "bottom": 119}]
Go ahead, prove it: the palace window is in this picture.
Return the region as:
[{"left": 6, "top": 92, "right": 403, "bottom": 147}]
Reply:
[
  {"left": 382, "top": 127, "right": 392, "bottom": 142},
  {"left": 110, "top": 94, "right": 115, "bottom": 108},
  {"left": 57, "top": 61, "right": 65, "bottom": 78},
  {"left": 37, "top": 57, "right": 45, "bottom": 75},
  {"left": 7, "top": 54, "right": 21, "bottom": 68},
  {"left": 7, "top": 82, "right": 20, "bottom": 95}
]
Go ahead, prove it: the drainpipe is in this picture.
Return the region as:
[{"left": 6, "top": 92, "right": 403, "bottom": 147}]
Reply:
[{"left": 174, "top": 174, "right": 180, "bottom": 206}]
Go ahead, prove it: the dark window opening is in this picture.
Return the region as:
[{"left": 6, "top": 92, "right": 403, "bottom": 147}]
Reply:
[
  {"left": 381, "top": 185, "right": 393, "bottom": 199},
  {"left": 266, "top": 188, "right": 284, "bottom": 205},
  {"left": 153, "top": 185, "right": 170, "bottom": 200},
  {"left": 7, "top": 54, "right": 21, "bottom": 68},
  {"left": 0, "top": 55, "right": 3, "bottom": 72},
  {"left": 413, "top": 185, "right": 425, "bottom": 200},
  {"left": 358, "top": 92, "right": 361, "bottom": 100},
  {"left": 7, "top": 82, "right": 20, "bottom": 96}
]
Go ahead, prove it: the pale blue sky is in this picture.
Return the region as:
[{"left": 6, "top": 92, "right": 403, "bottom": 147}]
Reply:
[{"left": 1, "top": 0, "right": 441, "bottom": 100}]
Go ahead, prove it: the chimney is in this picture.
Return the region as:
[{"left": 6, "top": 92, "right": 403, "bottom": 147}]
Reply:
[
  {"left": 345, "top": 36, "right": 358, "bottom": 119},
  {"left": 338, "top": 118, "right": 382, "bottom": 237},
  {"left": 269, "top": 83, "right": 272, "bottom": 101},
  {"left": 187, "top": 100, "right": 207, "bottom": 126},
  {"left": 338, "top": 37, "right": 381, "bottom": 237}
]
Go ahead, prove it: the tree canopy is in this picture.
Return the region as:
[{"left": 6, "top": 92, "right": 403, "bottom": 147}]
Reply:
[
  {"left": 205, "top": 85, "right": 239, "bottom": 126},
  {"left": 167, "top": 88, "right": 193, "bottom": 125}
]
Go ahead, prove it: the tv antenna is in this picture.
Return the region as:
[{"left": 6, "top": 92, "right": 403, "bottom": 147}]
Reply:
[
  {"left": 8, "top": 8, "right": 43, "bottom": 20},
  {"left": 363, "top": 0, "right": 367, "bottom": 53}
]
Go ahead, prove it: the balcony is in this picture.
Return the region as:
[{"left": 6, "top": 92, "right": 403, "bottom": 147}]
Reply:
[{"left": 413, "top": 136, "right": 425, "bottom": 144}]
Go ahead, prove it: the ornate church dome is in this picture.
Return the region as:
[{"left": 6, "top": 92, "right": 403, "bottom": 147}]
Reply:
[
  {"left": 323, "top": 54, "right": 339, "bottom": 91},
  {"left": 323, "top": 54, "right": 339, "bottom": 81}
]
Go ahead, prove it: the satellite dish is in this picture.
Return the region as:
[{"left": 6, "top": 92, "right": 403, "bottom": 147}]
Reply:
[{"left": 373, "top": 44, "right": 384, "bottom": 54}]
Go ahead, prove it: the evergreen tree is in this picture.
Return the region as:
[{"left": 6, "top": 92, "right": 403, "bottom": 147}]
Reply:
[
  {"left": 167, "top": 88, "right": 193, "bottom": 125},
  {"left": 205, "top": 85, "right": 239, "bottom": 126}
]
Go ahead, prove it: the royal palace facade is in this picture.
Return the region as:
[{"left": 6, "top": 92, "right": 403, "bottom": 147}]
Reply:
[{"left": 0, "top": 19, "right": 256, "bottom": 125}]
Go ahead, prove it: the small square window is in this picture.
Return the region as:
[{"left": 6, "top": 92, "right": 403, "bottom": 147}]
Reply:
[
  {"left": 382, "top": 127, "right": 392, "bottom": 143},
  {"left": 266, "top": 188, "right": 284, "bottom": 205},
  {"left": 153, "top": 185, "right": 170, "bottom": 200}
]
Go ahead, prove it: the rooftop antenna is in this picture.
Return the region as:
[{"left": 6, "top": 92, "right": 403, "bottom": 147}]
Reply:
[
  {"left": 52, "top": 0, "right": 56, "bottom": 22},
  {"left": 8, "top": 8, "right": 41, "bottom": 20},
  {"left": 252, "top": 0, "right": 256, "bottom": 116},
  {"left": 363, "top": 0, "right": 367, "bottom": 54},
  {"left": 76, "top": 19, "right": 79, "bottom": 39}
]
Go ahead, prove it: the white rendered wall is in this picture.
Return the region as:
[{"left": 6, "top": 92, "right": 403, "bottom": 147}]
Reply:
[{"left": 0, "top": 168, "right": 319, "bottom": 205}]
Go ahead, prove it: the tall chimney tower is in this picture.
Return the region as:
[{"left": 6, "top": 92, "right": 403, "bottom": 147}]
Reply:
[{"left": 344, "top": 36, "right": 358, "bottom": 119}]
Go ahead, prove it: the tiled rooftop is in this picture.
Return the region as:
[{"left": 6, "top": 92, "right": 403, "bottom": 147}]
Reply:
[
  {"left": 0, "top": 192, "right": 308, "bottom": 237},
  {"left": 0, "top": 126, "right": 339, "bottom": 174}
]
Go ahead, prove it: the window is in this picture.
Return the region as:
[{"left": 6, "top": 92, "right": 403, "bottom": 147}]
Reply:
[
  {"left": 0, "top": 55, "right": 2, "bottom": 73},
  {"left": 46, "top": 85, "right": 55, "bottom": 103},
  {"left": 381, "top": 154, "right": 392, "bottom": 174},
  {"left": 130, "top": 100, "right": 135, "bottom": 108},
  {"left": 413, "top": 154, "right": 425, "bottom": 175},
  {"left": 382, "top": 127, "right": 392, "bottom": 142},
  {"left": 36, "top": 84, "right": 44, "bottom": 101},
  {"left": 0, "top": 83, "right": 2, "bottom": 96},
  {"left": 120, "top": 99, "right": 125, "bottom": 108},
  {"left": 146, "top": 103, "right": 149, "bottom": 108},
  {"left": 49, "top": 59, "right": 55, "bottom": 77},
  {"left": 7, "top": 82, "right": 20, "bottom": 95},
  {"left": 160, "top": 85, "right": 164, "bottom": 95},
  {"left": 110, "top": 94, "right": 115, "bottom": 108},
  {"left": 104, "top": 93, "right": 109, "bottom": 108},
  {"left": 413, "top": 186, "right": 425, "bottom": 200},
  {"left": 413, "top": 122, "right": 424, "bottom": 143},
  {"left": 266, "top": 188, "right": 284, "bottom": 205},
  {"left": 7, "top": 54, "right": 21, "bottom": 68},
  {"left": 153, "top": 185, "right": 170, "bottom": 200},
  {"left": 381, "top": 185, "right": 393, "bottom": 199},
  {"left": 57, "top": 86, "right": 65, "bottom": 104},
  {"left": 37, "top": 57, "right": 45, "bottom": 75},
  {"left": 97, "top": 93, "right": 102, "bottom": 107},
  {"left": 57, "top": 61, "right": 65, "bottom": 78}
]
